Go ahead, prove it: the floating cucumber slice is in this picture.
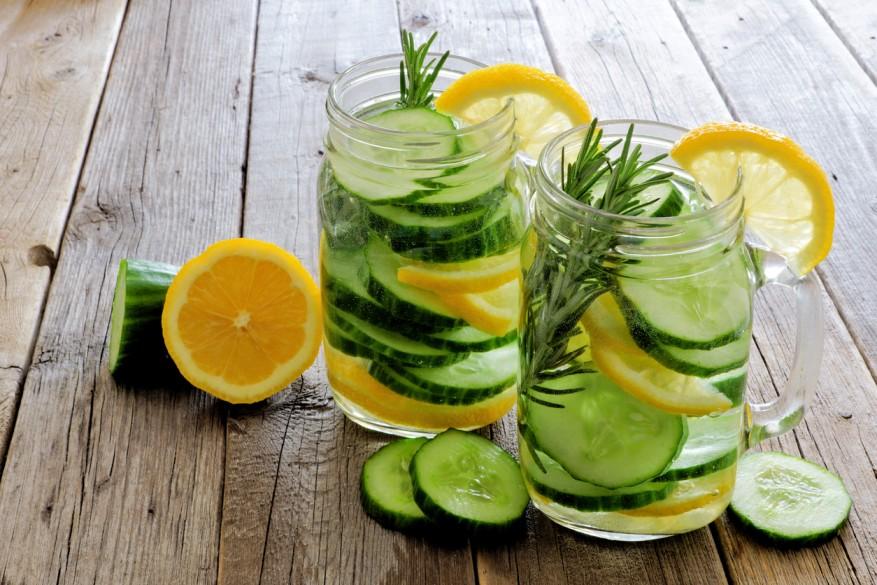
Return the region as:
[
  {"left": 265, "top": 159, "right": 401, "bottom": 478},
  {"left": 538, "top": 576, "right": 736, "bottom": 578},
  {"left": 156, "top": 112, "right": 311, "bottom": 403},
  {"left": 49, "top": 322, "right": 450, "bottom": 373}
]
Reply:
[
  {"left": 364, "top": 236, "right": 464, "bottom": 329},
  {"left": 327, "top": 309, "right": 468, "bottom": 368},
  {"left": 644, "top": 332, "right": 751, "bottom": 378},
  {"left": 520, "top": 446, "right": 675, "bottom": 512},
  {"left": 402, "top": 184, "right": 506, "bottom": 217},
  {"left": 709, "top": 367, "right": 748, "bottom": 405},
  {"left": 361, "top": 438, "right": 432, "bottom": 532},
  {"left": 617, "top": 251, "right": 752, "bottom": 350},
  {"left": 730, "top": 451, "right": 852, "bottom": 546},
  {"left": 365, "top": 200, "right": 494, "bottom": 242},
  {"left": 410, "top": 429, "right": 529, "bottom": 533},
  {"left": 424, "top": 326, "right": 517, "bottom": 353},
  {"left": 526, "top": 373, "right": 687, "bottom": 488},
  {"left": 368, "top": 361, "right": 510, "bottom": 406},
  {"left": 656, "top": 409, "right": 742, "bottom": 481}
]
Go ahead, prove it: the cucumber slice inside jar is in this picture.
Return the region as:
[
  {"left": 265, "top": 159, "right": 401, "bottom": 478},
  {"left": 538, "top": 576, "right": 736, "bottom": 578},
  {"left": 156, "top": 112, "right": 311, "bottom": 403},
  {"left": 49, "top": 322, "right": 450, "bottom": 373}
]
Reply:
[{"left": 525, "top": 373, "right": 687, "bottom": 488}]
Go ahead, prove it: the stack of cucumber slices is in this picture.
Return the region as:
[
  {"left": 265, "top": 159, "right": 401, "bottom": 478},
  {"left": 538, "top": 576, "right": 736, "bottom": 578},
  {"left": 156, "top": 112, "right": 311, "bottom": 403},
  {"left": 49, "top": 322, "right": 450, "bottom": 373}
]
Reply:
[{"left": 361, "top": 429, "right": 529, "bottom": 535}]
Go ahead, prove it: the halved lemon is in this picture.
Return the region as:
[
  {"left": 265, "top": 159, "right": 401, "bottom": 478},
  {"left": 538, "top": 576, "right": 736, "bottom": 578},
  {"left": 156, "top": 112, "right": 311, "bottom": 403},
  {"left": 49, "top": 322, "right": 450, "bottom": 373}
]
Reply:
[
  {"left": 435, "top": 63, "right": 591, "bottom": 159},
  {"left": 671, "top": 122, "right": 834, "bottom": 275},
  {"left": 162, "top": 238, "right": 322, "bottom": 403},
  {"left": 582, "top": 294, "right": 733, "bottom": 416},
  {"left": 437, "top": 280, "right": 520, "bottom": 337},
  {"left": 325, "top": 345, "right": 515, "bottom": 430},
  {"left": 396, "top": 248, "right": 520, "bottom": 294}
]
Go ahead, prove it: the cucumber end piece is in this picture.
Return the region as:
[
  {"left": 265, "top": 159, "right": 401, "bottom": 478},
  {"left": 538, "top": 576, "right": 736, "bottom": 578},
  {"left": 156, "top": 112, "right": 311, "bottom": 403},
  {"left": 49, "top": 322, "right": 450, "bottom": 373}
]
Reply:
[{"left": 108, "top": 259, "right": 128, "bottom": 374}]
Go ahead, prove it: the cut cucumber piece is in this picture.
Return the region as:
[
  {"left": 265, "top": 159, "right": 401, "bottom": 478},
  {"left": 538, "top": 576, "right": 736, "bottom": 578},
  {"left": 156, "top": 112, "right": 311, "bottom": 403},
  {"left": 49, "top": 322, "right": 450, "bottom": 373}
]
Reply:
[
  {"left": 643, "top": 333, "right": 751, "bottom": 378},
  {"left": 367, "top": 107, "right": 457, "bottom": 139},
  {"left": 365, "top": 201, "right": 494, "bottom": 243},
  {"left": 376, "top": 342, "right": 518, "bottom": 401},
  {"left": 365, "top": 236, "right": 465, "bottom": 329},
  {"left": 588, "top": 171, "right": 686, "bottom": 218},
  {"left": 617, "top": 251, "right": 752, "bottom": 350},
  {"left": 520, "top": 446, "right": 674, "bottom": 512},
  {"left": 424, "top": 326, "right": 517, "bottom": 353},
  {"left": 410, "top": 429, "right": 529, "bottom": 532},
  {"left": 361, "top": 438, "right": 432, "bottom": 532},
  {"left": 328, "top": 153, "right": 426, "bottom": 204},
  {"left": 656, "top": 409, "right": 741, "bottom": 481},
  {"left": 109, "top": 259, "right": 178, "bottom": 380},
  {"left": 328, "top": 309, "right": 468, "bottom": 368},
  {"left": 710, "top": 367, "right": 748, "bottom": 405},
  {"left": 392, "top": 197, "right": 525, "bottom": 263},
  {"left": 403, "top": 184, "right": 506, "bottom": 217},
  {"left": 321, "top": 243, "right": 450, "bottom": 335},
  {"left": 526, "top": 373, "right": 687, "bottom": 488},
  {"left": 368, "top": 362, "right": 510, "bottom": 406},
  {"left": 730, "top": 451, "right": 852, "bottom": 546}
]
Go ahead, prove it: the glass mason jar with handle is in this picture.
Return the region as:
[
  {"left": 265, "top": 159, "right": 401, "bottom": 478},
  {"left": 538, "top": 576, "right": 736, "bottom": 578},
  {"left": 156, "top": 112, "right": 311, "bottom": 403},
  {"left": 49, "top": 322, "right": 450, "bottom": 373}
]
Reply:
[
  {"left": 319, "top": 54, "right": 528, "bottom": 437},
  {"left": 517, "top": 121, "right": 823, "bottom": 540}
]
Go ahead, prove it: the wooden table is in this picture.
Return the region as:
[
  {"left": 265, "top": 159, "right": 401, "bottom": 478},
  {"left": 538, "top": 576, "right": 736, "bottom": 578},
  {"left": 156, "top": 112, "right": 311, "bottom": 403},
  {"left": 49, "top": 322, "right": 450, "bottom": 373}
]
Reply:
[{"left": 1, "top": 0, "right": 875, "bottom": 583}]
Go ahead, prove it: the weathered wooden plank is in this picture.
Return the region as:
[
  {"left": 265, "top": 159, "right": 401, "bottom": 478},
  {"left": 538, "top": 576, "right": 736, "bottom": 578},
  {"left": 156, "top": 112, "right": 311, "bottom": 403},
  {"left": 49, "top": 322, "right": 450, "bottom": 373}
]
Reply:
[
  {"left": 219, "top": 1, "right": 475, "bottom": 583},
  {"left": 664, "top": 0, "right": 877, "bottom": 582},
  {"left": 399, "top": 1, "right": 728, "bottom": 584},
  {"left": 810, "top": 1, "right": 877, "bottom": 84},
  {"left": 0, "top": 0, "right": 256, "bottom": 582},
  {"left": 0, "top": 0, "right": 127, "bottom": 464},
  {"left": 672, "top": 0, "right": 877, "bottom": 381}
]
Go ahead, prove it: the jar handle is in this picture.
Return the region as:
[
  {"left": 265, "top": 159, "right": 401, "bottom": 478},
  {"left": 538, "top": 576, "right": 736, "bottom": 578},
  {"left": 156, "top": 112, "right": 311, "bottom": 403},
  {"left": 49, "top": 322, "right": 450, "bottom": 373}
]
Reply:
[{"left": 745, "top": 245, "right": 824, "bottom": 447}]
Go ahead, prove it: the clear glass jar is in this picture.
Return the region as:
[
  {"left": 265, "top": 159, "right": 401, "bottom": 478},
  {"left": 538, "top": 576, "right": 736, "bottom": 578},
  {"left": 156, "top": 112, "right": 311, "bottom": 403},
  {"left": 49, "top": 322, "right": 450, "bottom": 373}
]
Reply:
[
  {"left": 518, "top": 121, "right": 824, "bottom": 540},
  {"left": 319, "top": 54, "right": 529, "bottom": 436}
]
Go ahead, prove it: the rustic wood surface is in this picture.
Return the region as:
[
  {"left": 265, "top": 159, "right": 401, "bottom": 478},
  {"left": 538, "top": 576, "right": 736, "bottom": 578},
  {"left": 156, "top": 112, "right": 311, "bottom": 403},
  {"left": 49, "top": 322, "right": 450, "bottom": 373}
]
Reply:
[{"left": 1, "top": 0, "right": 875, "bottom": 584}]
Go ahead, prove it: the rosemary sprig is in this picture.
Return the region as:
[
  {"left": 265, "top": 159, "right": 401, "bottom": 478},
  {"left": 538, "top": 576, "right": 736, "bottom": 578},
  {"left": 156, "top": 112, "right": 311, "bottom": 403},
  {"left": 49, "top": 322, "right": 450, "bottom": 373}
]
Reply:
[
  {"left": 397, "top": 30, "right": 450, "bottom": 109},
  {"left": 519, "top": 120, "right": 675, "bottom": 468}
]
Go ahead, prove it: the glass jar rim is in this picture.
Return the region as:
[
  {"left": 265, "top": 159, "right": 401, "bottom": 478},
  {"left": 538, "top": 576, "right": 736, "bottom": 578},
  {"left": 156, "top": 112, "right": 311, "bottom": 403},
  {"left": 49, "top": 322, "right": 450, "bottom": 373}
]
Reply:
[
  {"left": 535, "top": 119, "right": 744, "bottom": 229},
  {"left": 326, "top": 52, "right": 515, "bottom": 139}
]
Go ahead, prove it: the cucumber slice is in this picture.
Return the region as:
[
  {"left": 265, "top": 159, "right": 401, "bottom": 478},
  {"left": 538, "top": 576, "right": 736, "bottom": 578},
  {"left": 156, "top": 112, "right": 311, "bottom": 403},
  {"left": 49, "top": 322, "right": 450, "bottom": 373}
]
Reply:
[
  {"left": 403, "top": 185, "right": 506, "bottom": 217},
  {"left": 587, "top": 171, "right": 686, "bottom": 218},
  {"left": 410, "top": 429, "right": 529, "bottom": 532},
  {"left": 377, "top": 342, "right": 518, "bottom": 401},
  {"left": 367, "top": 107, "right": 457, "bottom": 140},
  {"left": 361, "top": 438, "right": 432, "bottom": 532},
  {"left": 109, "top": 259, "right": 178, "bottom": 380},
  {"left": 368, "top": 362, "right": 510, "bottom": 406},
  {"left": 424, "top": 326, "right": 517, "bottom": 353},
  {"left": 526, "top": 373, "right": 687, "bottom": 488},
  {"left": 365, "top": 201, "right": 494, "bottom": 242},
  {"left": 730, "top": 451, "right": 852, "bottom": 546},
  {"left": 321, "top": 243, "right": 450, "bottom": 335},
  {"left": 365, "top": 236, "right": 464, "bottom": 329},
  {"left": 328, "top": 153, "right": 426, "bottom": 204},
  {"left": 644, "top": 333, "right": 751, "bottom": 378},
  {"left": 328, "top": 309, "right": 468, "bottom": 368},
  {"left": 710, "top": 367, "right": 748, "bottom": 405},
  {"left": 520, "top": 446, "right": 675, "bottom": 512},
  {"left": 392, "top": 197, "right": 525, "bottom": 263},
  {"left": 617, "top": 251, "right": 752, "bottom": 350},
  {"left": 656, "top": 409, "right": 741, "bottom": 481}
]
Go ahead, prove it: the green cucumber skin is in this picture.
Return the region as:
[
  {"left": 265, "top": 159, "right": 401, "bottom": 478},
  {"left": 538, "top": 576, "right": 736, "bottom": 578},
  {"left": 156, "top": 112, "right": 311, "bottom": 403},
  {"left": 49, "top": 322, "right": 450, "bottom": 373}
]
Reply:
[
  {"left": 409, "top": 430, "right": 528, "bottom": 534},
  {"left": 525, "top": 472, "right": 675, "bottom": 513},
  {"left": 401, "top": 185, "right": 506, "bottom": 217},
  {"left": 650, "top": 186, "right": 685, "bottom": 217},
  {"left": 422, "top": 329, "right": 517, "bottom": 353},
  {"left": 109, "top": 259, "right": 178, "bottom": 380},
  {"left": 368, "top": 362, "right": 512, "bottom": 406},
  {"left": 360, "top": 438, "right": 433, "bottom": 534},
  {"left": 364, "top": 202, "right": 495, "bottom": 243},
  {"left": 616, "top": 292, "right": 746, "bottom": 351},
  {"left": 654, "top": 448, "right": 738, "bottom": 482}
]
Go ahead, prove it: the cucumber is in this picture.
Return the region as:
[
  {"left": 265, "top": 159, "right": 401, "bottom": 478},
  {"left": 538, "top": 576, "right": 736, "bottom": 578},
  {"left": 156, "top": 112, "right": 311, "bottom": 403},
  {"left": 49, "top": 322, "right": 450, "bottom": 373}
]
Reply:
[
  {"left": 328, "top": 309, "right": 468, "bottom": 368},
  {"left": 364, "top": 201, "right": 494, "bottom": 242},
  {"left": 617, "top": 251, "right": 752, "bottom": 350},
  {"left": 368, "top": 362, "right": 510, "bottom": 406},
  {"left": 372, "top": 342, "right": 517, "bottom": 404},
  {"left": 642, "top": 333, "right": 751, "bottom": 378},
  {"left": 588, "top": 171, "right": 686, "bottom": 218},
  {"left": 391, "top": 197, "right": 525, "bottom": 263},
  {"left": 328, "top": 153, "right": 427, "bottom": 204},
  {"left": 402, "top": 184, "right": 506, "bottom": 217},
  {"left": 655, "top": 409, "right": 741, "bottom": 481},
  {"left": 321, "top": 243, "right": 450, "bottom": 335},
  {"left": 364, "top": 236, "right": 465, "bottom": 329},
  {"left": 424, "top": 326, "right": 517, "bottom": 353},
  {"left": 319, "top": 172, "right": 369, "bottom": 249},
  {"left": 410, "top": 429, "right": 529, "bottom": 533},
  {"left": 730, "top": 451, "right": 852, "bottom": 546},
  {"left": 361, "top": 438, "right": 432, "bottom": 532},
  {"left": 367, "top": 107, "right": 457, "bottom": 140},
  {"left": 109, "top": 259, "right": 178, "bottom": 380},
  {"left": 520, "top": 446, "right": 675, "bottom": 512},
  {"left": 710, "top": 367, "right": 748, "bottom": 405},
  {"left": 526, "top": 373, "right": 687, "bottom": 488}
]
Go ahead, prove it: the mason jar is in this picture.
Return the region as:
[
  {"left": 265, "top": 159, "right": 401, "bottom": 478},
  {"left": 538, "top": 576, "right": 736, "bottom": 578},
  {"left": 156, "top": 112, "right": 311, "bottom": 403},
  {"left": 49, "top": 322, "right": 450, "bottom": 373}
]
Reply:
[
  {"left": 319, "top": 54, "right": 529, "bottom": 436},
  {"left": 517, "top": 121, "right": 823, "bottom": 540}
]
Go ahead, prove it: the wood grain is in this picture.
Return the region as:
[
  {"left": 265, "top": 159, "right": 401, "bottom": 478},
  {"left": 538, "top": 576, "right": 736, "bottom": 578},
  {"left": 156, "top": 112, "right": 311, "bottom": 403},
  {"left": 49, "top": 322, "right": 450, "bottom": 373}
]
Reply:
[
  {"left": 399, "top": 1, "right": 728, "bottom": 583},
  {"left": 0, "top": 0, "right": 256, "bottom": 583},
  {"left": 0, "top": 0, "right": 127, "bottom": 464},
  {"left": 810, "top": 1, "right": 877, "bottom": 84},
  {"left": 220, "top": 1, "right": 475, "bottom": 583},
  {"left": 671, "top": 0, "right": 877, "bottom": 381}
]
